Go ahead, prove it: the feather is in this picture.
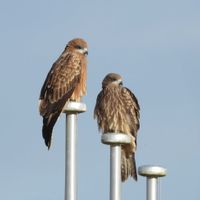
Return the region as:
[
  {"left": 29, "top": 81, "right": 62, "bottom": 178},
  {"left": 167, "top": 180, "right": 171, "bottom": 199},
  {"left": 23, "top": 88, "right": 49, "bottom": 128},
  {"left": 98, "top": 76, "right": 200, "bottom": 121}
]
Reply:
[
  {"left": 39, "top": 38, "right": 88, "bottom": 148},
  {"left": 94, "top": 73, "right": 140, "bottom": 181}
]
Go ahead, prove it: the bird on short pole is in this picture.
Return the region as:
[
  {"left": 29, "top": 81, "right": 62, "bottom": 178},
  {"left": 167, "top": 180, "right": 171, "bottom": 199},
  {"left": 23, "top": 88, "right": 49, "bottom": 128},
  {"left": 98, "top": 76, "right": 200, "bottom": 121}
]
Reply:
[
  {"left": 94, "top": 73, "right": 140, "bottom": 181},
  {"left": 39, "top": 38, "right": 88, "bottom": 149}
]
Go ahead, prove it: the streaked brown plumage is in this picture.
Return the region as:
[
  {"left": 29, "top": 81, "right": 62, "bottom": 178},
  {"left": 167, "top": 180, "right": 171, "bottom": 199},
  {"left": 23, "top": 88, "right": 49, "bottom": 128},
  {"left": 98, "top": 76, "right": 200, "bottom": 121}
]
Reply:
[
  {"left": 94, "top": 73, "right": 140, "bottom": 181},
  {"left": 39, "top": 38, "right": 88, "bottom": 149}
]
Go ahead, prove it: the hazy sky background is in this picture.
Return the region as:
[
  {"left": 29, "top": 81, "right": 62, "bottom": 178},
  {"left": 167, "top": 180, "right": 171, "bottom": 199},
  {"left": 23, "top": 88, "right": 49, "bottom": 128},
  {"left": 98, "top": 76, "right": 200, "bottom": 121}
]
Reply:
[{"left": 0, "top": 0, "right": 200, "bottom": 200}]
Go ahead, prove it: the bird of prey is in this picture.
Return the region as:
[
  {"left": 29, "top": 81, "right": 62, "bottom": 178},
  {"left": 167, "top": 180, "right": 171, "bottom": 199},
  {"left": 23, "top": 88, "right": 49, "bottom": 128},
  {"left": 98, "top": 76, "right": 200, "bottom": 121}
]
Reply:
[
  {"left": 94, "top": 73, "right": 140, "bottom": 181},
  {"left": 39, "top": 38, "right": 88, "bottom": 149}
]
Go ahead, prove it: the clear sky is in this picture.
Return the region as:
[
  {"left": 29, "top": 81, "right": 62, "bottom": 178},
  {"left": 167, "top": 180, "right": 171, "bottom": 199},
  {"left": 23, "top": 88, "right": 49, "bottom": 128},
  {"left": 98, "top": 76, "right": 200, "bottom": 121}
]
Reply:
[{"left": 0, "top": 0, "right": 200, "bottom": 200}]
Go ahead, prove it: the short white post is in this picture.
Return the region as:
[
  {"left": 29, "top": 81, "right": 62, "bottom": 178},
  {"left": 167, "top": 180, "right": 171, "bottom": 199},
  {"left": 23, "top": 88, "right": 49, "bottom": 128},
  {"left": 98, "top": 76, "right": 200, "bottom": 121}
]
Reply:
[
  {"left": 62, "top": 102, "right": 86, "bottom": 200},
  {"left": 101, "top": 133, "right": 131, "bottom": 200},
  {"left": 138, "top": 165, "right": 167, "bottom": 200}
]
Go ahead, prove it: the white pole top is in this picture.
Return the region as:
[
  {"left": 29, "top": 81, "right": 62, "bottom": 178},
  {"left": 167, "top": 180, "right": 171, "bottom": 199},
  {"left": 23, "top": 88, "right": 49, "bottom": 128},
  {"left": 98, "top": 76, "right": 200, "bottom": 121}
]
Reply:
[
  {"left": 101, "top": 133, "right": 131, "bottom": 145},
  {"left": 138, "top": 165, "right": 167, "bottom": 177},
  {"left": 62, "top": 101, "right": 87, "bottom": 113}
]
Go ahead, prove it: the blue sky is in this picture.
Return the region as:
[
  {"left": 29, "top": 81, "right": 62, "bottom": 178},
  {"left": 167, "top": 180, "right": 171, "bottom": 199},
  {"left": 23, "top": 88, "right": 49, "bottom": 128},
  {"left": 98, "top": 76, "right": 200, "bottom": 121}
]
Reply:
[{"left": 0, "top": 0, "right": 200, "bottom": 200}]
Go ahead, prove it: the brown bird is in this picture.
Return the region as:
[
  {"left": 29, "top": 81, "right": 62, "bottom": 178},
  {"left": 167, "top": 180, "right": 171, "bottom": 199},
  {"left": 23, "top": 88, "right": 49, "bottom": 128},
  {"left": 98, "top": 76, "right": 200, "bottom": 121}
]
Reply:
[
  {"left": 39, "top": 38, "right": 88, "bottom": 149},
  {"left": 94, "top": 73, "right": 140, "bottom": 181}
]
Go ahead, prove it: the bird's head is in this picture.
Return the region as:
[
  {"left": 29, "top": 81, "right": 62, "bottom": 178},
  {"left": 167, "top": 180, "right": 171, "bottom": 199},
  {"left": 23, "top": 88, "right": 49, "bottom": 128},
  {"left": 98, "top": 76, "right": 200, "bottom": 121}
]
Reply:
[
  {"left": 66, "top": 38, "right": 88, "bottom": 55},
  {"left": 102, "top": 73, "right": 123, "bottom": 88}
]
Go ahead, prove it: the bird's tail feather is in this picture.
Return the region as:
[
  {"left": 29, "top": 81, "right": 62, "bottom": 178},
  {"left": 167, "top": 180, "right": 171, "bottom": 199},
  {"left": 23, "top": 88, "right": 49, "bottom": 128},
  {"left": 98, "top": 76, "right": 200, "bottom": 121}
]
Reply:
[
  {"left": 121, "top": 150, "right": 137, "bottom": 181},
  {"left": 42, "top": 111, "right": 60, "bottom": 149}
]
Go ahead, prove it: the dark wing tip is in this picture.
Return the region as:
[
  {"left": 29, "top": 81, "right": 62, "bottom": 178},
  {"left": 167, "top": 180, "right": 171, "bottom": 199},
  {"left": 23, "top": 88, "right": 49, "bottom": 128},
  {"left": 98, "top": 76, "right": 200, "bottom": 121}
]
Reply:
[
  {"left": 132, "top": 153, "right": 138, "bottom": 181},
  {"left": 42, "top": 123, "right": 53, "bottom": 149},
  {"left": 42, "top": 112, "right": 60, "bottom": 149}
]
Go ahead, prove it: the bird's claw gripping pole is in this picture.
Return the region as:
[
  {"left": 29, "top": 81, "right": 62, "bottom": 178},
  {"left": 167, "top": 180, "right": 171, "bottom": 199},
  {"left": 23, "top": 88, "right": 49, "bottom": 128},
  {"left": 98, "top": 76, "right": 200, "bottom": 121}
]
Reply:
[
  {"left": 101, "top": 133, "right": 131, "bottom": 200},
  {"left": 62, "top": 102, "right": 86, "bottom": 200},
  {"left": 138, "top": 165, "right": 167, "bottom": 200}
]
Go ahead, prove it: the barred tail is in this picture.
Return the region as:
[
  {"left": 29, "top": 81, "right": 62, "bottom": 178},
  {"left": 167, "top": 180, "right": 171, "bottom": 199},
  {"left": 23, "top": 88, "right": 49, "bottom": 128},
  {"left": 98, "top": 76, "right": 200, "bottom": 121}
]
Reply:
[{"left": 121, "top": 149, "right": 137, "bottom": 182}]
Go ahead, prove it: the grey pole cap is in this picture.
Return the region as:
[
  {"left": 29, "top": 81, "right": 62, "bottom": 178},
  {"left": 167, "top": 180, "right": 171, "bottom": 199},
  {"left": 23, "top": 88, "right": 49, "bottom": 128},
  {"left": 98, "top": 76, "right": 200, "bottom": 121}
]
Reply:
[
  {"left": 138, "top": 165, "right": 167, "bottom": 177},
  {"left": 62, "top": 101, "right": 87, "bottom": 114},
  {"left": 101, "top": 133, "right": 131, "bottom": 145}
]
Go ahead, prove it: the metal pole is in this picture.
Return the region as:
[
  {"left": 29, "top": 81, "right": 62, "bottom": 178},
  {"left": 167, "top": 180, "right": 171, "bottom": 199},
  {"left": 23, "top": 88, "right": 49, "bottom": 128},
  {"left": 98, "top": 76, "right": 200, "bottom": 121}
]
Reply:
[
  {"left": 101, "top": 133, "right": 131, "bottom": 200},
  {"left": 110, "top": 145, "right": 121, "bottom": 200},
  {"left": 62, "top": 102, "right": 86, "bottom": 200},
  {"left": 65, "top": 113, "right": 77, "bottom": 200},
  {"left": 138, "top": 165, "right": 167, "bottom": 200},
  {"left": 147, "top": 177, "right": 157, "bottom": 200}
]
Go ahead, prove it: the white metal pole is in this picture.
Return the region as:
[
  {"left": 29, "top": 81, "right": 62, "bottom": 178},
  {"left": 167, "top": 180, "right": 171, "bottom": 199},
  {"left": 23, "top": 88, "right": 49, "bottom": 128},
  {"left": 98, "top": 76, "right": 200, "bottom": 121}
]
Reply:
[
  {"left": 63, "top": 102, "right": 86, "bottom": 200},
  {"left": 147, "top": 177, "right": 157, "bottom": 200},
  {"left": 101, "top": 133, "right": 131, "bottom": 200},
  {"left": 138, "top": 165, "right": 167, "bottom": 200},
  {"left": 110, "top": 145, "right": 121, "bottom": 200},
  {"left": 65, "top": 113, "right": 77, "bottom": 200}
]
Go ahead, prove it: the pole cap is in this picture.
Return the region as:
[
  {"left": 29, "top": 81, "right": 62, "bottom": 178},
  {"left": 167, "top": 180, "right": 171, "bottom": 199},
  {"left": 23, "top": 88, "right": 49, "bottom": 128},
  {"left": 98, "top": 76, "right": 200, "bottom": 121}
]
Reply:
[
  {"left": 138, "top": 165, "right": 167, "bottom": 177},
  {"left": 62, "top": 101, "right": 87, "bottom": 114},
  {"left": 101, "top": 133, "right": 131, "bottom": 145}
]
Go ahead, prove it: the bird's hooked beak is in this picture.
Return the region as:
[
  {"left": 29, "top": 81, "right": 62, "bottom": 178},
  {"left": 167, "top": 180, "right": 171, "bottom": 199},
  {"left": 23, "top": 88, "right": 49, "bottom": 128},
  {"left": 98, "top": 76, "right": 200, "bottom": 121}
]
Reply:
[
  {"left": 84, "top": 48, "right": 88, "bottom": 55},
  {"left": 119, "top": 80, "right": 123, "bottom": 86}
]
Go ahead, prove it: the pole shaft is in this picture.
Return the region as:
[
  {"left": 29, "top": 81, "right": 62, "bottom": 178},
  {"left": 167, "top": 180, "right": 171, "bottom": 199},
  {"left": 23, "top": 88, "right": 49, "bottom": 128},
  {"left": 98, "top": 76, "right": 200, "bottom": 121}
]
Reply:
[
  {"left": 146, "top": 177, "right": 158, "bottom": 200},
  {"left": 110, "top": 145, "right": 121, "bottom": 200},
  {"left": 65, "top": 113, "right": 77, "bottom": 200}
]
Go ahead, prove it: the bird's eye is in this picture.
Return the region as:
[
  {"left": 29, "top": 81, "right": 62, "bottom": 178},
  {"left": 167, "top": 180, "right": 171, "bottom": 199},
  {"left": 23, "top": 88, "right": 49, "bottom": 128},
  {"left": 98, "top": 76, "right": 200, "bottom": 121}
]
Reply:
[{"left": 75, "top": 45, "right": 82, "bottom": 49}]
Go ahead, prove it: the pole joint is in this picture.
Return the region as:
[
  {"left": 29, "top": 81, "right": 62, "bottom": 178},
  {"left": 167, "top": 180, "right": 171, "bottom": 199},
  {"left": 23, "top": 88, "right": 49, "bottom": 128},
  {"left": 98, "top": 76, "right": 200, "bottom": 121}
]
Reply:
[
  {"left": 138, "top": 165, "right": 167, "bottom": 178},
  {"left": 138, "top": 165, "right": 167, "bottom": 200},
  {"left": 63, "top": 101, "right": 87, "bottom": 114},
  {"left": 101, "top": 133, "right": 131, "bottom": 200}
]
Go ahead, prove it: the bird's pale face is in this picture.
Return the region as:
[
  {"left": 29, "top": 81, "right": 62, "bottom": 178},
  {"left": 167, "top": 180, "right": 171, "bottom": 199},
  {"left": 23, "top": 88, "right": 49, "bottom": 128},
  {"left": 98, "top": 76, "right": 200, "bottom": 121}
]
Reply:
[
  {"left": 66, "top": 38, "right": 88, "bottom": 55},
  {"left": 102, "top": 73, "right": 123, "bottom": 88}
]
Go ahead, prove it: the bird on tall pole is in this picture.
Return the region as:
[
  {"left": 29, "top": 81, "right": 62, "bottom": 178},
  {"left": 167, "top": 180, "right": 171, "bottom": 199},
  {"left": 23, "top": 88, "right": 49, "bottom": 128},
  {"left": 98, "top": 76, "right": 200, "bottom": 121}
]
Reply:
[
  {"left": 94, "top": 73, "right": 140, "bottom": 181},
  {"left": 39, "top": 38, "right": 88, "bottom": 149}
]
